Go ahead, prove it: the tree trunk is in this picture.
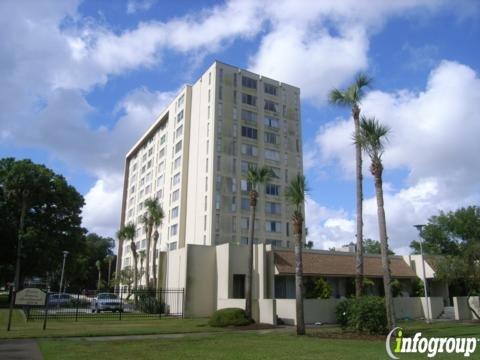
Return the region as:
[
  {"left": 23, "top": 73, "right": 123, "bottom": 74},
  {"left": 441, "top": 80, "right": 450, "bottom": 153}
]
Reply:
[
  {"left": 294, "top": 219, "right": 305, "bottom": 335},
  {"left": 145, "top": 228, "right": 152, "bottom": 288},
  {"left": 373, "top": 165, "right": 396, "bottom": 329},
  {"left": 245, "top": 192, "right": 257, "bottom": 321},
  {"left": 131, "top": 242, "right": 138, "bottom": 291},
  {"left": 467, "top": 293, "right": 480, "bottom": 320},
  {"left": 152, "top": 231, "right": 159, "bottom": 290},
  {"left": 14, "top": 194, "right": 27, "bottom": 291},
  {"left": 353, "top": 104, "right": 364, "bottom": 297},
  {"left": 97, "top": 269, "right": 101, "bottom": 290},
  {"left": 107, "top": 258, "right": 112, "bottom": 291},
  {"left": 114, "top": 240, "right": 123, "bottom": 293}
]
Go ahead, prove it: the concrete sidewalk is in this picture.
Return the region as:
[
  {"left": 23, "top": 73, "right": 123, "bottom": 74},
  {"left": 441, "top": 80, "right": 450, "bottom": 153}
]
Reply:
[{"left": 0, "top": 339, "right": 43, "bottom": 360}]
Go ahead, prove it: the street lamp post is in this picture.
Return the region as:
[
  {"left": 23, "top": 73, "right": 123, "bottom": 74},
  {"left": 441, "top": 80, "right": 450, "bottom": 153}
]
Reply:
[
  {"left": 59, "top": 251, "right": 69, "bottom": 293},
  {"left": 414, "top": 224, "right": 431, "bottom": 324}
]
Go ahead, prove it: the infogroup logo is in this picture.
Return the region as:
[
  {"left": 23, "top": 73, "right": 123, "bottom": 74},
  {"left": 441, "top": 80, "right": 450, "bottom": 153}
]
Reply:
[{"left": 386, "top": 327, "right": 478, "bottom": 358}]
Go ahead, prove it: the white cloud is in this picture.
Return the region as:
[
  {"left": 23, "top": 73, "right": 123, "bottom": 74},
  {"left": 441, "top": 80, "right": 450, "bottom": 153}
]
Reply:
[
  {"left": 82, "top": 175, "right": 124, "bottom": 238},
  {"left": 308, "top": 61, "right": 480, "bottom": 254},
  {"left": 126, "top": 0, "right": 156, "bottom": 14}
]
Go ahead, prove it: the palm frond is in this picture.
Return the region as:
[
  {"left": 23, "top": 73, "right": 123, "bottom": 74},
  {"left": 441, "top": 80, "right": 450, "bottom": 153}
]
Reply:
[
  {"left": 122, "top": 222, "right": 136, "bottom": 241},
  {"left": 285, "top": 174, "right": 307, "bottom": 212},
  {"left": 328, "top": 88, "right": 354, "bottom": 106},
  {"left": 355, "top": 116, "right": 390, "bottom": 160},
  {"left": 247, "top": 166, "right": 273, "bottom": 189},
  {"left": 355, "top": 73, "right": 372, "bottom": 90}
]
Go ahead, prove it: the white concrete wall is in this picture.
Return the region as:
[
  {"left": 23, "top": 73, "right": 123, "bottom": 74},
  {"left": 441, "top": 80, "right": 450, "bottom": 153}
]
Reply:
[
  {"left": 185, "top": 245, "right": 216, "bottom": 317},
  {"left": 276, "top": 299, "right": 296, "bottom": 325},
  {"left": 259, "top": 299, "right": 277, "bottom": 325},
  {"left": 454, "top": 296, "right": 480, "bottom": 320}
]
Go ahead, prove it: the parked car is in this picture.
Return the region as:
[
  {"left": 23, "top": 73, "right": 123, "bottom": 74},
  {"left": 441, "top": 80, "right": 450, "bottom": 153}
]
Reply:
[
  {"left": 91, "top": 293, "right": 122, "bottom": 313},
  {"left": 48, "top": 293, "right": 72, "bottom": 306}
]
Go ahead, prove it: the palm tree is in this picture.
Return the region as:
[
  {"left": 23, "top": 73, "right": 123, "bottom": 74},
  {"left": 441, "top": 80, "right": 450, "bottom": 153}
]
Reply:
[
  {"left": 355, "top": 116, "right": 396, "bottom": 329},
  {"left": 139, "top": 250, "right": 146, "bottom": 285},
  {"left": 104, "top": 255, "right": 114, "bottom": 289},
  {"left": 140, "top": 212, "right": 154, "bottom": 288},
  {"left": 244, "top": 166, "right": 273, "bottom": 320},
  {"left": 329, "top": 73, "right": 371, "bottom": 297},
  {"left": 117, "top": 223, "right": 138, "bottom": 291},
  {"left": 285, "top": 174, "right": 307, "bottom": 335},
  {"left": 140, "top": 198, "right": 165, "bottom": 289},
  {"left": 95, "top": 260, "right": 102, "bottom": 290},
  {"left": 148, "top": 200, "right": 164, "bottom": 290}
]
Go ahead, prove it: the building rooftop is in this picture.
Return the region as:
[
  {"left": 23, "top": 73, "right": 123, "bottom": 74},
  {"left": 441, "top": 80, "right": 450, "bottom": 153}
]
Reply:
[{"left": 274, "top": 250, "right": 417, "bottom": 278}]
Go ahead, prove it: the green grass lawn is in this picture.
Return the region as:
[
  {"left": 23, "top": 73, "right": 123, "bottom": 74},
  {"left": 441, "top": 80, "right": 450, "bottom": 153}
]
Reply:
[
  {"left": 39, "top": 326, "right": 480, "bottom": 360},
  {"left": 0, "top": 309, "right": 222, "bottom": 339}
]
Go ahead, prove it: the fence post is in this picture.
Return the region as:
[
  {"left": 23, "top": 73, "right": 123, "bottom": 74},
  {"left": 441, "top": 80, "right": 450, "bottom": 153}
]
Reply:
[
  {"left": 75, "top": 292, "right": 80, "bottom": 322},
  {"left": 158, "top": 289, "right": 161, "bottom": 319},
  {"left": 6, "top": 287, "right": 15, "bottom": 332},
  {"left": 182, "top": 289, "right": 185, "bottom": 319},
  {"left": 119, "top": 287, "right": 122, "bottom": 321},
  {"left": 42, "top": 293, "right": 49, "bottom": 331}
]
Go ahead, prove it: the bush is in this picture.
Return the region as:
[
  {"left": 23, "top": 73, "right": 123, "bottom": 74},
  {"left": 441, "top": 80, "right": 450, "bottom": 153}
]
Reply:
[
  {"left": 335, "top": 296, "right": 387, "bottom": 335},
  {"left": 136, "top": 292, "right": 164, "bottom": 314},
  {"left": 208, "top": 308, "right": 252, "bottom": 327}
]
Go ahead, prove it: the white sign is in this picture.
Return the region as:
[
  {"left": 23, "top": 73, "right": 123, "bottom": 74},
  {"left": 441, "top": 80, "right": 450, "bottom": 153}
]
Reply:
[{"left": 15, "top": 288, "right": 46, "bottom": 306}]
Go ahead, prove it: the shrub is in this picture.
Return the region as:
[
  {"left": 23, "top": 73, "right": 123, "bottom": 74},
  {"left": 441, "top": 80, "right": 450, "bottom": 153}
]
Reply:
[
  {"left": 305, "top": 277, "right": 332, "bottom": 299},
  {"left": 136, "top": 292, "right": 164, "bottom": 314},
  {"left": 208, "top": 308, "right": 252, "bottom": 327},
  {"left": 335, "top": 296, "right": 387, "bottom": 335}
]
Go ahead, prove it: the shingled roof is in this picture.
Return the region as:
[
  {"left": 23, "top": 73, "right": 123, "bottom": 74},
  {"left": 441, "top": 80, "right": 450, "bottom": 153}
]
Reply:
[{"left": 274, "top": 250, "right": 417, "bottom": 278}]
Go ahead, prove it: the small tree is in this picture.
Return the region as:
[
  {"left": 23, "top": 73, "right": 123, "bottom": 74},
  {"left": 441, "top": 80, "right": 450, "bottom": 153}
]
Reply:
[
  {"left": 285, "top": 174, "right": 307, "bottom": 335},
  {"left": 244, "top": 166, "right": 273, "bottom": 321},
  {"left": 355, "top": 117, "right": 396, "bottom": 329},
  {"left": 117, "top": 223, "right": 137, "bottom": 291},
  {"left": 95, "top": 260, "right": 102, "bottom": 290}
]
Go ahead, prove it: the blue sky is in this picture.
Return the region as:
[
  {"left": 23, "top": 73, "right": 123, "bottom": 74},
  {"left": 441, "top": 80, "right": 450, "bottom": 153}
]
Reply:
[{"left": 1, "top": 0, "right": 479, "bottom": 253}]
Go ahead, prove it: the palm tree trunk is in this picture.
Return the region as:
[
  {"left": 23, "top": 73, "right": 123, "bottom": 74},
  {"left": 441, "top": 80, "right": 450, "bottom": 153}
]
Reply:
[
  {"left": 245, "top": 199, "right": 257, "bottom": 320},
  {"left": 97, "top": 269, "right": 102, "bottom": 290},
  {"left": 14, "top": 194, "right": 27, "bottom": 291},
  {"left": 294, "top": 223, "right": 305, "bottom": 335},
  {"left": 107, "top": 259, "right": 112, "bottom": 289},
  {"left": 152, "top": 232, "right": 159, "bottom": 290},
  {"left": 145, "top": 229, "right": 151, "bottom": 288},
  {"left": 373, "top": 168, "right": 396, "bottom": 329},
  {"left": 353, "top": 105, "right": 364, "bottom": 297}
]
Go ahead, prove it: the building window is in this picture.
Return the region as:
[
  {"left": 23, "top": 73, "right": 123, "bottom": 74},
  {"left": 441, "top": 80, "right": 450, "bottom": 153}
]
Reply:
[
  {"left": 241, "top": 144, "right": 257, "bottom": 157},
  {"left": 219, "top": 86, "right": 223, "bottom": 100},
  {"left": 233, "top": 274, "right": 245, "bottom": 299},
  {"left": 175, "top": 140, "right": 182, "bottom": 154},
  {"left": 266, "top": 239, "right": 282, "bottom": 248},
  {"left": 241, "top": 197, "right": 249, "bottom": 210},
  {"left": 232, "top": 216, "right": 237, "bottom": 232},
  {"left": 264, "top": 116, "right": 280, "bottom": 129},
  {"left": 265, "top": 149, "right": 280, "bottom": 162},
  {"left": 241, "top": 93, "right": 257, "bottom": 106},
  {"left": 233, "top": 90, "right": 237, "bottom": 104},
  {"left": 176, "top": 125, "right": 183, "bottom": 138},
  {"left": 241, "top": 109, "right": 257, "bottom": 123},
  {"left": 172, "top": 189, "right": 180, "bottom": 202},
  {"left": 147, "top": 160, "right": 152, "bottom": 169},
  {"left": 264, "top": 83, "right": 277, "bottom": 96},
  {"left": 233, "top": 73, "right": 238, "bottom": 87},
  {"left": 241, "top": 217, "right": 249, "bottom": 230},
  {"left": 242, "top": 76, "right": 257, "bottom": 89},
  {"left": 266, "top": 220, "right": 282, "bottom": 233},
  {"left": 174, "top": 156, "right": 181, "bottom": 170},
  {"left": 265, "top": 202, "right": 281, "bottom": 214},
  {"left": 241, "top": 126, "right": 257, "bottom": 139},
  {"left": 172, "top": 172, "right": 181, "bottom": 186},
  {"left": 216, "top": 192, "right": 221, "bottom": 210},
  {"left": 177, "top": 110, "right": 184, "bottom": 124},
  {"left": 170, "top": 224, "right": 178, "bottom": 236},
  {"left": 159, "top": 147, "right": 165, "bottom": 158},
  {"left": 177, "top": 94, "right": 184, "bottom": 108},
  {"left": 240, "top": 180, "right": 253, "bottom": 192},
  {"left": 169, "top": 207, "right": 178, "bottom": 220},
  {"left": 264, "top": 100, "right": 278, "bottom": 113},
  {"left": 264, "top": 132, "right": 278, "bottom": 145},
  {"left": 219, "top": 68, "right": 224, "bottom": 82},
  {"left": 266, "top": 183, "right": 280, "bottom": 196},
  {"left": 169, "top": 242, "right": 177, "bottom": 251},
  {"left": 241, "top": 161, "right": 256, "bottom": 173}
]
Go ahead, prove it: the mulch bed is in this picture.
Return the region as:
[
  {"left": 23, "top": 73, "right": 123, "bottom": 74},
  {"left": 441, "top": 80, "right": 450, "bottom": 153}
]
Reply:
[
  {"left": 231, "top": 323, "right": 280, "bottom": 331},
  {"left": 307, "top": 330, "right": 384, "bottom": 341}
]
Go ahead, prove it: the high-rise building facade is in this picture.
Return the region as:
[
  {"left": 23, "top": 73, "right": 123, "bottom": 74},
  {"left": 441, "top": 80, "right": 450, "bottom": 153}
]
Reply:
[{"left": 117, "top": 61, "right": 303, "bottom": 283}]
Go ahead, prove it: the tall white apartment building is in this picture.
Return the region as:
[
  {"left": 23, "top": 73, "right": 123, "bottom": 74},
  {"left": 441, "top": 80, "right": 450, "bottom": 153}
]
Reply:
[{"left": 116, "top": 61, "right": 303, "bottom": 285}]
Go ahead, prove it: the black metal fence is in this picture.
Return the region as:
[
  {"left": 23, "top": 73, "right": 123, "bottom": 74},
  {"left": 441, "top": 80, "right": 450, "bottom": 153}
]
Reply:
[{"left": 23, "top": 288, "right": 184, "bottom": 321}]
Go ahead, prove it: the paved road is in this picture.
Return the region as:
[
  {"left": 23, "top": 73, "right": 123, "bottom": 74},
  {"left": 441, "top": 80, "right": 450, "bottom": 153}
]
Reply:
[{"left": 0, "top": 339, "right": 43, "bottom": 360}]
